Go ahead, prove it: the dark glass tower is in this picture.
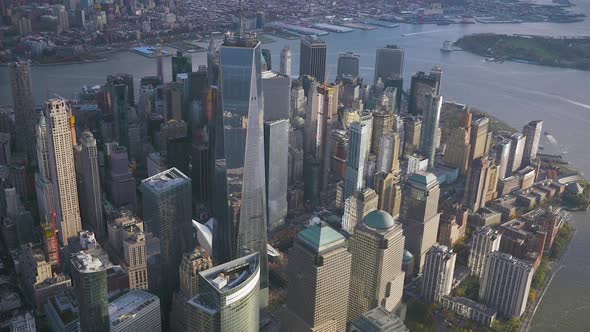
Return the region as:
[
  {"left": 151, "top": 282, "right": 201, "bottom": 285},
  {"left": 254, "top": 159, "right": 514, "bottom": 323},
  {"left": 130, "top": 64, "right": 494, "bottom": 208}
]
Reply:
[
  {"left": 299, "top": 36, "right": 327, "bottom": 83},
  {"left": 71, "top": 252, "right": 109, "bottom": 332},
  {"left": 172, "top": 51, "right": 193, "bottom": 82},
  {"left": 216, "top": 31, "right": 269, "bottom": 307},
  {"left": 9, "top": 61, "right": 36, "bottom": 161}
]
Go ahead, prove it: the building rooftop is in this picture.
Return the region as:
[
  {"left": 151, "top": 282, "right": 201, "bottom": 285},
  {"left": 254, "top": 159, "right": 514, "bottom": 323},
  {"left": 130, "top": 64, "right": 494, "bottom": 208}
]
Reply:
[
  {"left": 489, "top": 252, "right": 533, "bottom": 271},
  {"left": 443, "top": 296, "right": 497, "bottom": 316},
  {"left": 199, "top": 252, "right": 259, "bottom": 296},
  {"left": 109, "top": 290, "right": 159, "bottom": 328},
  {"left": 408, "top": 171, "right": 438, "bottom": 187},
  {"left": 351, "top": 306, "right": 409, "bottom": 332},
  {"left": 141, "top": 167, "right": 190, "bottom": 192},
  {"left": 364, "top": 210, "right": 395, "bottom": 230},
  {"left": 261, "top": 70, "right": 289, "bottom": 80},
  {"left": 70, "top": 251, "right": 104, "bottom": 273},
  {"left": 298, "top": 223, "right": 346, "bottom": 253}
]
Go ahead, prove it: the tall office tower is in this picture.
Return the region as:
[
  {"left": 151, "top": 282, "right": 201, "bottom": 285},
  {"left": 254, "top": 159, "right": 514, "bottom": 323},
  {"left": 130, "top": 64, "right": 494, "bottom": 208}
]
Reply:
[
  {"left": 463, "top": 157, "right": 491, "bottom": 211},
  {"left": 337, "top": 52, "right": 360, "bottom": 80},
  {"left": 71, "top": 251, "right": 109, "bottom": 332},
  {"left": 109, "top": 290, "right": 162, "bottom": 332},
  {"left": 264, "top": 119, "right": 289, "bottom": 231},
  {"left": 479, "top": 252, "right": 533, "bottom": 318},
  {"left": 470, "top": 117, "right": 490, "bottom": 161},
  {"left": 522, "top": 120, "right": 543, "bottom": 166},
  {"left": 109, "top": 82, "right": 131, "bottom": 151},
  {"left": 348, "top": 210, "right": 406, "bottom": 322},
  {"left": 105, "top": 144, "right": 136, "bottom": 208},
  {"left": 186, "top": 253, "right": 260, "bottom": 332},
  {"left": 443, "top": 125, "right": 471, "bottom": 176},
  {"left": 371, "top": 111, "right": 393, "bottom": 155},
  {"left": 262, "top": 71, "right": 291, "bottom": 121},
  {"left": 9, "top": 61, "right": 35, "bottom": 160},
  {"left": 374, "top": 172, "right": 402, "bottom": 218},
  {"left": 42, "top": 100, "right": 82, "bottom": 246},
  {"left": 207, "top": 37, "right": 220, "bottom": 86},
  {"left": 421, "top": 244, "right": 456, "bottom": 304},
  {"left": 172, "top": 51, "right": 192, "bottom": 82},
  {"left": 360, "top": 111, "right": 374, "bottom": 154},
  {"left": 107, "top": 73, "right": 135, "bottom": 106},
  {"left": 507, "top": 132, "right": 526, "bottom": 174},
  {"left": 140, "top": 168, "right": 193, "bottom": 314},
  {"left": 400, "top": 171, "right": 441, "bottom": 275},
  {"left": 485, "top": 163, "right": 499, "bottom": 202},
  {"left": 171, "top": 248, "right": 214, "bottom": 331},
  {"left": 163, "top": 82, "right": 184, "bottom": 121},
  {"left": 374, "top": 45, "right": 404, "bottom": 84},
  {"left": 495, "top": 139, "right": 511, "bottom": 179},
  {"left": 299, "top": 36, "right": 327, "bottom": 83},
  {"left": 468, "top": 227, "right": 501, "bottom": 278},
  {"left": 156, "top": 43, "right": 164, "bottom": 83},
  {"left": 342, "top": 188, "right": 379, "bottom": 234},
  {"left": 376, "top": 132, "right": 401, "bottom": 174},
  {"left": 317, "top": 84, "right": 339, "bottom": 191},
  {"left": 344, "top": 122, "right": 369, "bottom": 200},
  {"left": 74, "top": 131, "right": 104, "bottom": 240},
  {"left": 217, "top": 31, "right": 269, "bottom": 306},
  {"left": 261, "top": 49, "right": 272, "bottom": 71},
  {"left": 420, "top": 94, "right": 442, "bottom": 169},
  {"left": 280, "top": 46, "right": 292, "bottom": 77},
  {"left": 403, "top": 116, "right": 421, "bottom": 157},
  {"left": 107, "top": 209, "right": 148, "bottom": 290},
  {"left": 291, "top": 82, "right": 305, "bottom": 117},
  {"left": 283, "top": 224, "right": 352, "bottom": 332},
  {"left": 409, "top": 68, "right": 442, "bottom": 115}
]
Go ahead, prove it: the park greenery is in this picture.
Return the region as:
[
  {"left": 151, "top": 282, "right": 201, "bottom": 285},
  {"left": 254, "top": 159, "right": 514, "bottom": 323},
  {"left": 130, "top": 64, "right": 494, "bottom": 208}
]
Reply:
[
  {"left": 453, "top": 275, "right": 480, "bottom": 301},
  {"left": 456, "top": 33, "right": 590, "bottom": 70},
  {"left": 561, "top": 180, "right": 590, "bottom": 210},
  {"left": 406, "top": 299, "right": 437, "bottom": 332}
]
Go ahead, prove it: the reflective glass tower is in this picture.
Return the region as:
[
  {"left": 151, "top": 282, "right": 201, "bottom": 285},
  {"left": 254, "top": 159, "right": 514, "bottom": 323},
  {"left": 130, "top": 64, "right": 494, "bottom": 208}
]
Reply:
[{"left": 217, "top": 30, "right": 269, "bottom": 307}]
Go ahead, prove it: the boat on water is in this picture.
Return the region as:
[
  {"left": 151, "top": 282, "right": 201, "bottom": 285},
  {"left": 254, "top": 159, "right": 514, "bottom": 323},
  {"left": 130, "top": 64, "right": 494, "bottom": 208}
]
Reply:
[{"left": 440, "top": 40, "right": 453, "bottom": 52}]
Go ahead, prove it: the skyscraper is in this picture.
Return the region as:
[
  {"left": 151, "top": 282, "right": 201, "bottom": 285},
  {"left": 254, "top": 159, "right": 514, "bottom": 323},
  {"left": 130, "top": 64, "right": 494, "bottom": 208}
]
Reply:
[
  {"left": 337, "top": 52, "right": 360, "bottom": 80},
  {"left": 463, "top": 157, "right": 491, "bottom": 212},
  {"left": 468, "top": 227, "right": 501, "bottom": 278},
  {"left": 421, "top": 244, "right": 456, "bottom": 304},
  {"left": 42, "top": 100, "right": 82, "bottom": 246},
  {"left": 172, "top": 51, "right": 192, "bottom": 82},
  {"left": 348, "top": 210, "right": 406, "bottom": 322},
  {"left": 373, "top": 172, "right": 402, "bottom": 218},
  {"left": 299, "top": 36, "right": 327, "bottom": 83},
  {"left": 262, "top": 70, "right": 291, "bottom": 121},
  {"left": 522, "top": 120, "right": 543, "bottom": 166},
  {"left": 470, "top": 117, "right": 490, "bottom": 161},
  {"left": 9, "top": 61, "right": 36, "bottom": 161},
  {"left": 420, "top": 94, "right": 442, "bottom": 169},
  {"left": 105, "top": 144, "right": 136, "bottom": 208},
  {"left": 371, "top": 111, "right": 393, "bottom": 156},
  {"left": 140, "top": 168, "right": 193, "bottom": 314},
  {"left": 217, "top": 31, "right": 269, "bottom": 306},
  {"left": 264, "top": 119, "right": 289, "bottom": 231},
  {"left": 400, "top": 171, "right": 441, "bottom": 274},
  {"left": 344, "top": 122, "right": 369, "bottom": 200},
  {"left": 409, "top": 68, "right": 442, "bottom": 115},
  {"left": 75, "top": 131, "right": 104, "bottom": 239},
  {"left": 507, "top": 133, "right": 526, "bottom": 175},
  {"left": 376, "top": 132, "right": 401, "bottom": 174},
  {"left": 479, "top": 252, "right": 533, "bottom": 318},
  {"left": 495, "top": 139, "right": 511, "bottom": 179},
  {"left": 342, "top": 188, "right": 379, "bottom": 234},
  {"left": 156, "top": 43, "right": 164, "bottom": 83},
  {"left": 71, "top": 251, "right": 109, "bottom": 332},
  {"left": 443, "top": 106, "right": 472, "bottom": 176},
  {"left": 374, "top": 45, "right": 404, "bottom": 84},
  {"left": 403, "top": 116, "right": 422, "bottom": 157},
  {"left": 280, "top": 46, "right": 292, "bottom": 77},
  {"left": 186, "top": 253, "right": 260, "bottom": 332},
  {"left": 283, "top": 224, "right": 352, "bottom": 332}
]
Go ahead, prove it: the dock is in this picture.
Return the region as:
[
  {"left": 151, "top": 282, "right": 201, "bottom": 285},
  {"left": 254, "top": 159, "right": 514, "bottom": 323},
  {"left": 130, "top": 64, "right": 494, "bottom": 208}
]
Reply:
[{"left": 312, "top": 23, "right": 354, "bottom": 33}]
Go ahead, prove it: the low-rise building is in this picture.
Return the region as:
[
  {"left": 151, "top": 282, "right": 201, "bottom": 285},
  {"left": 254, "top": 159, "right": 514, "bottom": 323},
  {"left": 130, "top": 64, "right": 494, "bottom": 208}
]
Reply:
[{"left": 441, "top": 296, "right": 497, "bottom": 327}]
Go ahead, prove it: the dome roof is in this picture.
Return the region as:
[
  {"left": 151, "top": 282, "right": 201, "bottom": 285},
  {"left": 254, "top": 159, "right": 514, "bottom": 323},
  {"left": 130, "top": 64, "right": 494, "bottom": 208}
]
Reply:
[{"left": 364, "top": 210, "right": 395, "bottom": 230}]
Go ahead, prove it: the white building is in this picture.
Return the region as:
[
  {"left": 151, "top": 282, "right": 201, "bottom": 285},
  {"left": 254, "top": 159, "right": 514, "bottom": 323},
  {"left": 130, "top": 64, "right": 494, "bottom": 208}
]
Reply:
[
  {"left": 468, "top": 227, "right": 501, "bottom": 278},
  {"left": 479, "top": 252, "right": 533, "bottom": 318},
  {"left": 421, "top": 244, "right": 456, "bottom": 303}
]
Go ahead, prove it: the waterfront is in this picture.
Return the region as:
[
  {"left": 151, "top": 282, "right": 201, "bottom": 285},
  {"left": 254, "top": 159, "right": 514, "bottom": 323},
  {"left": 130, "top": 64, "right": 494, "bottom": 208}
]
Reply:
[{"left": 1, "top": 2, "right": 590, "bottom": 330}]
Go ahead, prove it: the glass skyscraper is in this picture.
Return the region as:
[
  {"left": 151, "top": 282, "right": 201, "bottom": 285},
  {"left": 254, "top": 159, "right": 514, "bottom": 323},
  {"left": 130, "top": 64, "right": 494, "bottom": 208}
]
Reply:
[{"left": 216, "top": 31, "right": 269, "bottom": 307}]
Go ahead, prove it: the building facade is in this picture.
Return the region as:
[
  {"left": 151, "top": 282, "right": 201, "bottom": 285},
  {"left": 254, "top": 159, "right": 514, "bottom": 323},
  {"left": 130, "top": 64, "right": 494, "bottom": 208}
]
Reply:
[
  {"left": 468, "top": 227, "right": 501, "bottom": 278},
  {"left": 299, "top": 36, "right": 327, "bottom": 83}
]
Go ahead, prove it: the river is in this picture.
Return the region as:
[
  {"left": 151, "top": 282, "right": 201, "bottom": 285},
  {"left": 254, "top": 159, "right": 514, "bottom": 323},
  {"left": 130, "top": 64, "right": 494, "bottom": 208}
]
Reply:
[{"left": 1, "top": 1, "right": 590, "bottom": 330}]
